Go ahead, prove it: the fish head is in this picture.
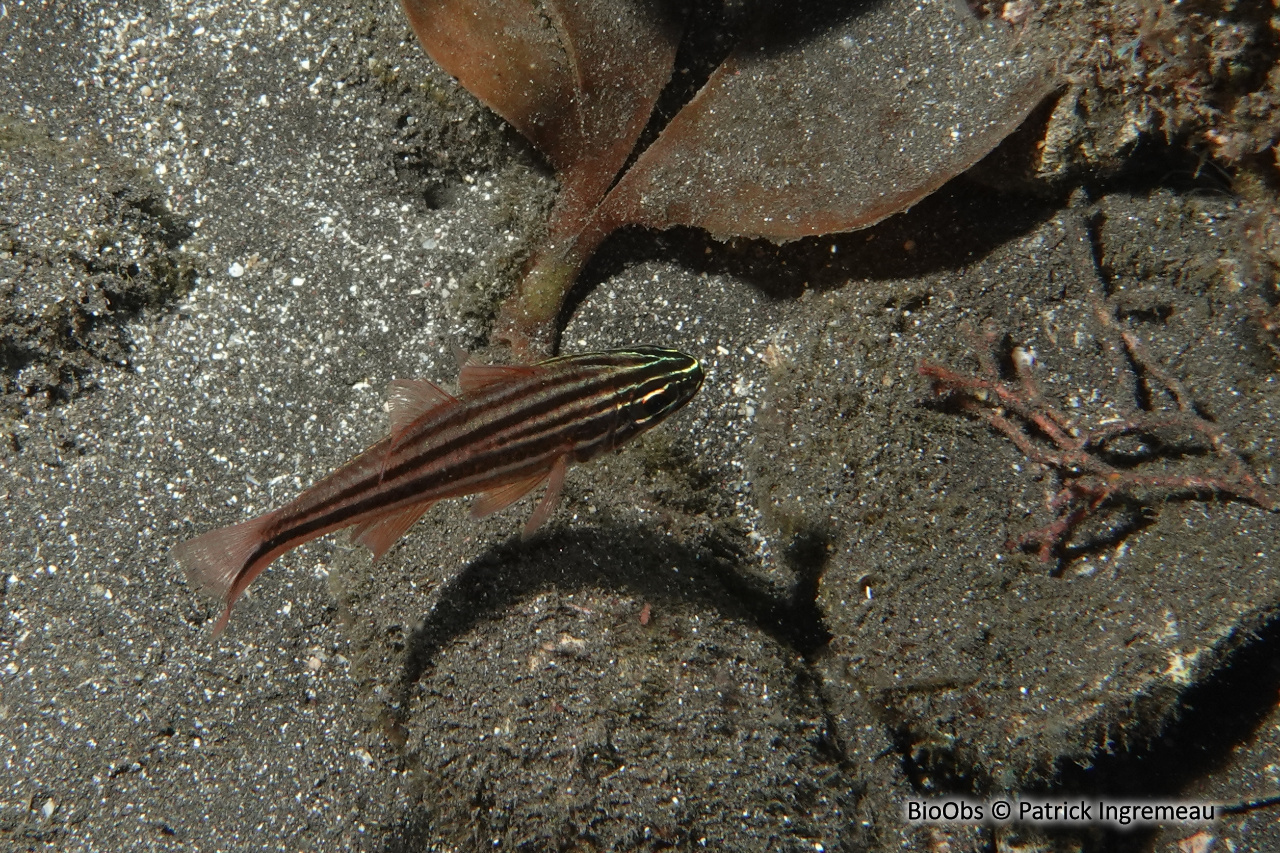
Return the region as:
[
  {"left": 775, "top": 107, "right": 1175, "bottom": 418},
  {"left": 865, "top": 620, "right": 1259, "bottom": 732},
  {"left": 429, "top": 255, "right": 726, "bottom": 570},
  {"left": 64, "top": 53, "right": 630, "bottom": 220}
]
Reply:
[{"left": 609, "top": 346, "right": 704, "bottom": 446}]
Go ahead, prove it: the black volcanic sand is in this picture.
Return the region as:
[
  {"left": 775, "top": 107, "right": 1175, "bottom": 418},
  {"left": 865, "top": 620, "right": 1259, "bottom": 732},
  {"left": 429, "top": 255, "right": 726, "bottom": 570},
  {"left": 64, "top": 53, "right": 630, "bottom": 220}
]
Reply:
[{"left": 2, "top": 1, "right": 1278, "bottom": 851}]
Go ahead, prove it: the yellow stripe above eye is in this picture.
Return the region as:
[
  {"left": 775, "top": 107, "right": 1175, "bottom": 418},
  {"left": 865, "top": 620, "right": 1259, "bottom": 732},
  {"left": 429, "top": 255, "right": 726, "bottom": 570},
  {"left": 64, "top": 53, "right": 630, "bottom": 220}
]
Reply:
[{"left": 639, "top": 386, "right": 669, "bottom": 405}]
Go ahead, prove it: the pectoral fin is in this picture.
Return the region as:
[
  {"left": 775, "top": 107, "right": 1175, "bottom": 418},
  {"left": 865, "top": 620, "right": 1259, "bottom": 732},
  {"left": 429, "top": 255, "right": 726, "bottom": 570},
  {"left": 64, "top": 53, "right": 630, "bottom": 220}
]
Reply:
[
  {"left": 470, "top": 454, "right": 571, "bottom": 538},
  {"left": 522, "top": 454, "right": 569, "bottom": 541},
  {"left": 470, "top": 469, "right": 549, "bottom": 520},
  {"left": 349, "top": 498, "right": 437, "bottom": 561}
]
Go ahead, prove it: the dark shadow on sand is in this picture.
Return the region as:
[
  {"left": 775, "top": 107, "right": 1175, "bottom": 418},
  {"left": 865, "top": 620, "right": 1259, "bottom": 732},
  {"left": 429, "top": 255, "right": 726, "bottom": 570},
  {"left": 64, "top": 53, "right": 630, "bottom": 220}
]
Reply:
[
  {"left": 394, "top": 522, "right": 833, "bottom": 695},
  {"left": 378, "top": 522, "right": 838, "bottom": 852}
]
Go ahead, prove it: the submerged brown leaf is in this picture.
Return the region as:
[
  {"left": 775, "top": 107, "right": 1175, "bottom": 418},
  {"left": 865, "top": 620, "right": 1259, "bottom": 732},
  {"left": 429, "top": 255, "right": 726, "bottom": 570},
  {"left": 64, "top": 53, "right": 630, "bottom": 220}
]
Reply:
[
  {"left": 602, "top": 1, "right": 1053, "bottom": 241},
  {"left": 402, "top": 0, "right": 1051, "bottom": 356},
  {"left": 400, "top": 0, "right": 681, "bottom": 214}
]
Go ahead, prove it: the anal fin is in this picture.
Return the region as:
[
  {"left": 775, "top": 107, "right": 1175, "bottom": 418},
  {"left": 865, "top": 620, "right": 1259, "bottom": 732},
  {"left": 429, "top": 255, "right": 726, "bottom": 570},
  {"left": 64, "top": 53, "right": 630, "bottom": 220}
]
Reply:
[{"left": 349, "top": 498, "right": 437, "bottom": 561}]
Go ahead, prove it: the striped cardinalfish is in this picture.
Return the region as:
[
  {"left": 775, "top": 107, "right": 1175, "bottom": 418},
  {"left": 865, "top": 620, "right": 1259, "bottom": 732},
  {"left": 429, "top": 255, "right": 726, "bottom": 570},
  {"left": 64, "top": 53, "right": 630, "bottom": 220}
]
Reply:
[{"left": 172, "top": 346, "right": 704, "bottom": 634}]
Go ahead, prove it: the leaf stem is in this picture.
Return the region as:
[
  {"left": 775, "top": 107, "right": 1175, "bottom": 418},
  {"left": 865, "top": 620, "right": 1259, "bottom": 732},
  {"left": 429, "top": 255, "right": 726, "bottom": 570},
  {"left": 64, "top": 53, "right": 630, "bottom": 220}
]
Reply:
[{"left": 492, "top": 188, "right": 619, "bottom": 359}]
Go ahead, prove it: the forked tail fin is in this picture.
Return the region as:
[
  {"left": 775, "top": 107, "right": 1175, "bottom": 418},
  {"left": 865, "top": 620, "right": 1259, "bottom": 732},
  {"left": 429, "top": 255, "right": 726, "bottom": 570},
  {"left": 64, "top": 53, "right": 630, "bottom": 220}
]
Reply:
[{"left": 170, "top": 512, "right": 282, "bottom": 635}]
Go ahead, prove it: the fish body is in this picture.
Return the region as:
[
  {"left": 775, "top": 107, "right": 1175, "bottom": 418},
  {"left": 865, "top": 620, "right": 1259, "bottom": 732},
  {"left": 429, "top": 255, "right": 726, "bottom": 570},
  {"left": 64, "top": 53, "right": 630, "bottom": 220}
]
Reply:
[{"left": 172, "top": 346, "right": 703, "bottom": 633}]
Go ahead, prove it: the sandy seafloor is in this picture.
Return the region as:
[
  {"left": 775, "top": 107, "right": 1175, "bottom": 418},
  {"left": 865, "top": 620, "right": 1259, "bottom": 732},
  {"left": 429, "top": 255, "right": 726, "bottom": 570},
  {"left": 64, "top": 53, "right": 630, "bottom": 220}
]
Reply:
[{"left": 3, "top": 1, "right": 1280, "bottom": 851}]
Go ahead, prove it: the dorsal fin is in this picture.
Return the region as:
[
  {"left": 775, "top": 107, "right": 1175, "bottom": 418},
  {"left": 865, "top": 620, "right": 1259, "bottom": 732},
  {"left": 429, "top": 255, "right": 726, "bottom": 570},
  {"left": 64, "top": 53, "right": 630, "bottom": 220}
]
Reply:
[
  {"left": 450, "top": 339, "right": 472, "bottom": 372},
  {"left": 386, "top": 378, "right": 458, "bottom": 434},
  {"left": 458, "top": 362, "right": 546, "bottom": 395}
]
